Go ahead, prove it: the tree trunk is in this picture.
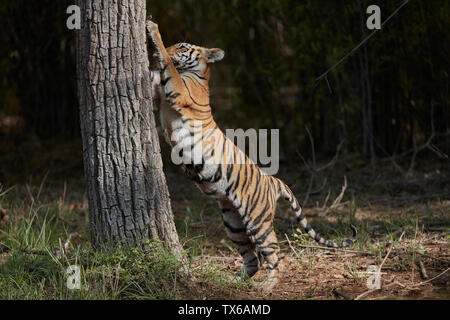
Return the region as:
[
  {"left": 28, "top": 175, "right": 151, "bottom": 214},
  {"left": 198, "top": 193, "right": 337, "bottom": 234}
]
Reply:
[{"left": 76, "top": 0, "right": 183, "bottom": 258}]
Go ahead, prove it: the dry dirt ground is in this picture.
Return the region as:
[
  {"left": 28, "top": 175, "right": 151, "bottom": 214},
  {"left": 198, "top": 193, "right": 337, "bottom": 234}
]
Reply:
[
  {"left": 175, "top": 207, "right": 449, "bottom": 300},
  {"left": 181, "top": 232, "right": 449, "bottom": 300},
  {"left": 165, "top": 158, "right": 450, "bottom": 300},
  {"left": 0, "top": 139, "right": 448, "bottom": 300}
]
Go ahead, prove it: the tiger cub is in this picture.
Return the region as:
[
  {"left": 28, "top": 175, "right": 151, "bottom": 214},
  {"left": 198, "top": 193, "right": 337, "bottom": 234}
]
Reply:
[{"left": 146, "top": 19, "right": 357, "bottom": 292}]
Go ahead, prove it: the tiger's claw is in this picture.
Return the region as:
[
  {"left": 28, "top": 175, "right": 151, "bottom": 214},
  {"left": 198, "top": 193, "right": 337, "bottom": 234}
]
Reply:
[{"left": 146, "top": 20, "right": 159, "bottom": 39}]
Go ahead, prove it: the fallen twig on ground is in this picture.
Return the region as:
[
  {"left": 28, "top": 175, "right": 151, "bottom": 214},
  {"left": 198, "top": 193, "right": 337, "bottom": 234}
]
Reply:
[
  {"left": 380, "top": 231, "right": 405, "bottom": 270},
  {"left": 354, "top": 288, "right": 381, "bottom": 300},
  {"left": 408, "top": 267, "right": 449, "bottom": 288},
  {"left": 202, "top": 255, "right": 238, "bottom": 261},
  {"left": 282, "top": 239, "right": 374, "bottom": 256},
  {"left": 284, "top": 234, "right": 301, "bottom": 260},
  {"left": 418, "top": 260, "right": 429, "bottom": 279}
]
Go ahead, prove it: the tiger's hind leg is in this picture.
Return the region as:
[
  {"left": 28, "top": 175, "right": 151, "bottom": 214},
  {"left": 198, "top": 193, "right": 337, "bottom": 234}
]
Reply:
[
  {"left": 219, "top": 199, "right": 261, "bottom": 279},
  {"left": 251, "top": 227, "right": 285, "bottom": 292}
]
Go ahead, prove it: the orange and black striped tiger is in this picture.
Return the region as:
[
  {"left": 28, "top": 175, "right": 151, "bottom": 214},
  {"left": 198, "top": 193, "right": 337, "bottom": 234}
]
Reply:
[{"left": 146, "top": 19, "right": 357, "bottom": 292}]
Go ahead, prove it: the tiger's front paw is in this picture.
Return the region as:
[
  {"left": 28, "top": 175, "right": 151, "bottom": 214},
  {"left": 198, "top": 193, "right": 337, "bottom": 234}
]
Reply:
[{"left": 146, "top": 20, "right": 159, "bottom": 39}]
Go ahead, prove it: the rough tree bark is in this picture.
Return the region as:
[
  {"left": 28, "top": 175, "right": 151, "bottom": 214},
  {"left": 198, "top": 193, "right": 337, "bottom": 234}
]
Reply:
[{"left": 76, "top": 0, "right": 183, "bottom": 259}]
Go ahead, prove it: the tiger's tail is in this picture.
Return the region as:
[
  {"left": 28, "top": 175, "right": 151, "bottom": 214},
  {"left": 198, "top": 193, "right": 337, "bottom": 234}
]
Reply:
[{"left": 277, "top": 178, "right": 357, "bottom": 248}]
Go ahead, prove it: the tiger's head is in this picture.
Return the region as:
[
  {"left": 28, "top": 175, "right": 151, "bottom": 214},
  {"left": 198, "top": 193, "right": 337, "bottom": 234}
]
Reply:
[{"left": 166, "top": 42, "right": 225, "bottom": 74}]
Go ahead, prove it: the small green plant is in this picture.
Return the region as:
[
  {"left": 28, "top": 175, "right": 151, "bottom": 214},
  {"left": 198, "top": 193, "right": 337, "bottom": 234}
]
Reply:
[
  {"left": 292, "top": 230, "right": 314, "bottom": 269},
  {"left": 299, "top": 285, "right": 316, "bottom": 300}
]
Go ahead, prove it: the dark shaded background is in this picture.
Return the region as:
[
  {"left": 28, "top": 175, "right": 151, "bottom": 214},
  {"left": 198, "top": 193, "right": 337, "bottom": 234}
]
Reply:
[{"left": 0, "top": 0, "right": 448, "bottom": 184}]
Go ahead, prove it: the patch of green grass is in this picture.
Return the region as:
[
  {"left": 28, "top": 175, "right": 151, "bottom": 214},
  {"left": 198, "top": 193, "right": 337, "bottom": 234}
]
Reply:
[
  {"left": 344, "top": 258, "right": 361, "bottom": 280},
  {"left": 0, "top": 190, "right": 181, "bottom": 299},
  {"left": 291, "top": 230, "right": 316, "bottom": 269},
  {"left": 1, "top": 214, "right": 183, "bottom": 299},
  {"left": 0, "top": 189, "right": 251, "bottom": 300},
  {"left": 193, "top": 257, "right": 252, "bottom": 293}
]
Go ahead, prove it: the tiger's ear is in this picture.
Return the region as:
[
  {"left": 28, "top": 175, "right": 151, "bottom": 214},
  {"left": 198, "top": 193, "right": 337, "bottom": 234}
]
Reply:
[{"left": 203, "top": 48, "right": 225, "bottom": 63}]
